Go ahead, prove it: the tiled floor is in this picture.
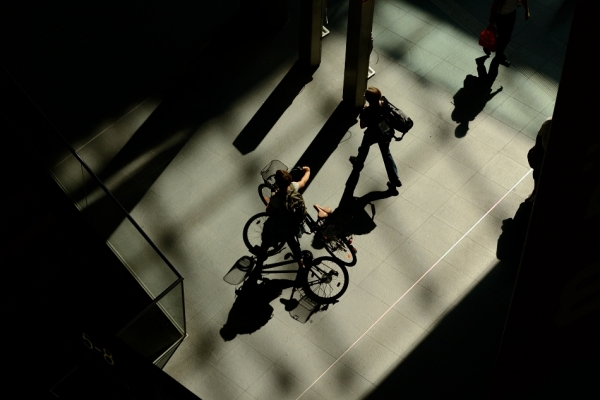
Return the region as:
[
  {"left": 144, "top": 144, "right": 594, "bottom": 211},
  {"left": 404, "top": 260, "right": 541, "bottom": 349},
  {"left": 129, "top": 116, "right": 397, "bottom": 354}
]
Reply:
[{"left": 34, "top": 0, "right": 571, "bottom": 398}]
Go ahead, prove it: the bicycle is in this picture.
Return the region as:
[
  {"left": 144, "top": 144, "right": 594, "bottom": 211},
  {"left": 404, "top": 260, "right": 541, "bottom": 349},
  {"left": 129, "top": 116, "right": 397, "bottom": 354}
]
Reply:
[
  {"left": 223, "top": 248, "right": 349, "bottom": 304},
  {"left": 255, "top": 160, "right": 358, "bottom": 266}
]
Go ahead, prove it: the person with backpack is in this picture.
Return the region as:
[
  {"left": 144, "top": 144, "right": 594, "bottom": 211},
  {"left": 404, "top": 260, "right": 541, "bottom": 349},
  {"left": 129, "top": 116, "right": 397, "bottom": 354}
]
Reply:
[
  {"left": 259, "top": 167, "right": 310, "bottom": 269},
  {"left": 349, "top": 87, "right": 402, "bottom": 193}
]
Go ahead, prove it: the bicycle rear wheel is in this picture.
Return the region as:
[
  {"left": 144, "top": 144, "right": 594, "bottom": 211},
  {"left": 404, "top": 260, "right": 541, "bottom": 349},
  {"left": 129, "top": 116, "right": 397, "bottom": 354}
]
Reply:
[
  {"left": 258, "top": 183, "right": 272, "bottom": 206},
  {"left": 323, "top": 236, "right": 357, "bottom": 267},
  {"left": 302, "top": 257, "right": 349, "bottom": 303},
  {"left": 243, "top": 212, "right": 285, "bottom": 256}
]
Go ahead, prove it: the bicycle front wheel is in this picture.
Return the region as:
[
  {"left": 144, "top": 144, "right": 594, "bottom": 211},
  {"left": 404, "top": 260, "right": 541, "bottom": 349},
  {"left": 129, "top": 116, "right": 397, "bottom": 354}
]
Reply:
[
  {"left": 243, "top": 212, "right": 285, "bottom": 256},
  {"left": 324, "top": 236, "right": 357, "bottom": 267},
  {"left": 258, "top": 183, "right": 272, "bottom": 206},
  {"left": 302, "top": 257, "right": 349, "bottom": 303}
]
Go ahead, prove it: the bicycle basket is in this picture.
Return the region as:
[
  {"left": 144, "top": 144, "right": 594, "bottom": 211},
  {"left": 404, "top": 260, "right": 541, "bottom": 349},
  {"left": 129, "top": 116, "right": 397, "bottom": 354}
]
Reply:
[{"left": 261, "top": 160, "right": 288, "bottom": 184}]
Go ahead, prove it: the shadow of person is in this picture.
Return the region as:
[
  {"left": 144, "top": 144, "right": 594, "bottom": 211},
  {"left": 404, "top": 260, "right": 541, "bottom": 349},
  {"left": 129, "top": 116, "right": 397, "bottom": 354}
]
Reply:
[
  {"left": 452, "top": 56, "right": 503, "bottom": 138},
  {"left": 311, "top": 168, "right": 397, "bottom": 249},
  {"left": 219, "top": 277, "right": 294, "bottom": 341}
]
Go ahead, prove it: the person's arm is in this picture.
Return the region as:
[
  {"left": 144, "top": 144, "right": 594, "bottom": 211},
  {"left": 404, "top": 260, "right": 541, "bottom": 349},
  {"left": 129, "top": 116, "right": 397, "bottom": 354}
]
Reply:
[
  {"left": 296, "top": 167, "right": 311, "bottom": 189},
  {"left": 522, "top": 0, "right": 530, "bottom": 20},
  {"left": 359, "top": 106, "right": 368, "bottom": 129}
]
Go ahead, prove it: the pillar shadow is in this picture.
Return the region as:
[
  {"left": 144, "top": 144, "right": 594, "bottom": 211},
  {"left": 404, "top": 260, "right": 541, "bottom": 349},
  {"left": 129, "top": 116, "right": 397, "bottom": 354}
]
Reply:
[
  {"left": 295, "top": 101, "right": 362, "bottom": 190},
  {"left": 233, "top": 61, "right": 318, "bottom": 155},
  {"left": 451, "top": 56, "right": 502, "bottom": 138}
]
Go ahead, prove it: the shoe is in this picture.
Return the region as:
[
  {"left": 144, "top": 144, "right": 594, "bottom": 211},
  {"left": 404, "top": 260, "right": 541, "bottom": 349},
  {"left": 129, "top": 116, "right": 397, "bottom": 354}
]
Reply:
[
  {"left": 349, "top": 156, "right": 357, "bottom": 165},
  {"left": 483, "top": 48, "right": 491, "bottom": 56},
  {"left": 387, "top": 180, "right": 402, "bottom": 188},
  {"left": 495, "top": 56, "right": 511, "bottom": 67}
]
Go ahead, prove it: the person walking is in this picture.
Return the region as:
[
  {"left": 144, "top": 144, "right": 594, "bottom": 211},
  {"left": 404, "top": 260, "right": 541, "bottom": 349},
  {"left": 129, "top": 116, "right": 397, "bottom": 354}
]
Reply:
[
  {"left": 349, "top": 87, "right": 402, "bottom": 193},
  {"left": 488, "top": 0, "right": 530, "bottom": 67}
]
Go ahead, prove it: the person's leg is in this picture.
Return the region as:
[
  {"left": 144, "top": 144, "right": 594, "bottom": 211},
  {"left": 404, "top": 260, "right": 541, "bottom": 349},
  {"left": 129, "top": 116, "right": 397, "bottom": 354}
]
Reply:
[
  {"left": 378, "top": 139, "right": 401, "bottom": 187},
  {"left": 351, "top": 134, "right": 377, "bottom": 170},
  {"left": 495, "top": 10, "right": 516, "bottom": 63},
  {"left": 286, "top": 234, "right": 305, "bottom": 269}
]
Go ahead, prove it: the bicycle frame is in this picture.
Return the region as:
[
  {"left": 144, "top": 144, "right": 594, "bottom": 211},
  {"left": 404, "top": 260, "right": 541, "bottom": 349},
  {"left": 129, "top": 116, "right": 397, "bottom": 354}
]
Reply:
[{"left": 258, "top": 257, "right": 301, "bottom": 276}]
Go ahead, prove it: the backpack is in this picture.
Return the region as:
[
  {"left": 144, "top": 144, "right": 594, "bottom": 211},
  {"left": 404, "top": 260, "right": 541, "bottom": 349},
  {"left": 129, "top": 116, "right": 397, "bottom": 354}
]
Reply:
[
  {"left": 284, "top": 189, "right": 307, "bottom": 227},
  {"left": 381, "top": 96, "right": 413, "bottom": 140}
]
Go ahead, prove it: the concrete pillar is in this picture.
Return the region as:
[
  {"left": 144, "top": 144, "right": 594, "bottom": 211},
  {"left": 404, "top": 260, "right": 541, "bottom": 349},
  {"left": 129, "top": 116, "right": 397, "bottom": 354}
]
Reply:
[
  {"left": 299, "top": 0, "right": 325, "bottom": 67},
  {"left": 343, "top": 0, "right": 374, "bottom": 108}
]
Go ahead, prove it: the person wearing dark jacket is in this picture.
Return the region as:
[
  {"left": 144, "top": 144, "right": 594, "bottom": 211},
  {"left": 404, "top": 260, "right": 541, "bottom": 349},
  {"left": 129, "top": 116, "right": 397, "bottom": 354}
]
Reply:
[{"left": 349, "top": 87, "right": 402, "bottom": 193}]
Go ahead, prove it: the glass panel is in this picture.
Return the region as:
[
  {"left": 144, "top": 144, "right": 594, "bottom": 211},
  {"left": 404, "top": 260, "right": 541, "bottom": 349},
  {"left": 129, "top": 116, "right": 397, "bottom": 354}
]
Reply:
[
  {"left": 117, "top": 281, "right": 185, "bottom": 363},
  {"left": 45, "top": 131, "right": 186, "bottom": 364},
  {"left": 154, "top": 338, "right": 184, "bottom": 370},
  {"left": 156, "top": 280, "right": 186, "bottom": 334},
  {"left": 47, "top": 143, "right": 183, "bottom": 301},
  {"left": 107, "top": 219, "right": 178, "bottom": 298},
  {"left": 74, "top": 164, "right": 179, "bottom": 298}
]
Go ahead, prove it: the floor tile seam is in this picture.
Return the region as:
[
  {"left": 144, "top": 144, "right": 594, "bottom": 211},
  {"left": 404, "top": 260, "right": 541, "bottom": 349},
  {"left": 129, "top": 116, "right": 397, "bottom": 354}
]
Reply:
[
  {"left": 398, "top": 183, "right": 455, "bottom": 217},
  {"left": 420, "top": 265, "right": 478, "bottom": 301},
  {"left": 212, "top": 341, "right": 271, "bottom": 384},
  {"left": 422, "top": 160, "right": 480, "bottom": 194},
  {"left": 243, "top": 363, "right": 283, "bottom": 397},
  {"left": 335, "top": 345, "right": 404, "bottom": 387},
  {"left": 411, "top": 73, "right": 459, "bottom": 104},
  {"left": 406, "top": 214, "right": 463, "bottom": 255},
  {"left": 420, "top": 63, "right": 474, "bottom": 94},
  {"left": 381, "top": 51, "right": 429, "bottom": 92},
  {"left": 303, "top": 325, "right": 363, "bottom": 362},
  {"left": 480, "top": 164, "right": 533, "bottom": 197},
  {"left": 477, "top": 145, "right": 531, "bottom": 173},
  {"left": 238, "top": 333, "right": 292, "bottom": 366},
  {"left": 382, "top": 23, "right": 435, "bottom": 50},
  {"left": 361, "top": 325, "right": 411, "bottom": 358},
  {"left": 295, "top": 167, "right": 533, "bottom": 399},
  {"left": 505, "top": 82, "right": 556, "bottom": 114},
  {"left": 452, "top": 173, "right": 512, "bottom": 211},
  {"left": 445, "top": 137, "right": 497, "bottom": 171},
  {"left": 497, "top": 138, "right": 538, "bottom": 168},
  {"left": 371, "top": 206, "right": 429, "bottom": 238},
  {"left": 357, "top": 231, "right": 409, "bottom": 261},
  {"left": 164, "top": 354, "right": 209, "bottom": 391},
  {"left": 432, "top": 196, "right": 489, "bottom": 234},
  {"left": 206, "top": 365, "right": 248, "bottom": 397}
]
